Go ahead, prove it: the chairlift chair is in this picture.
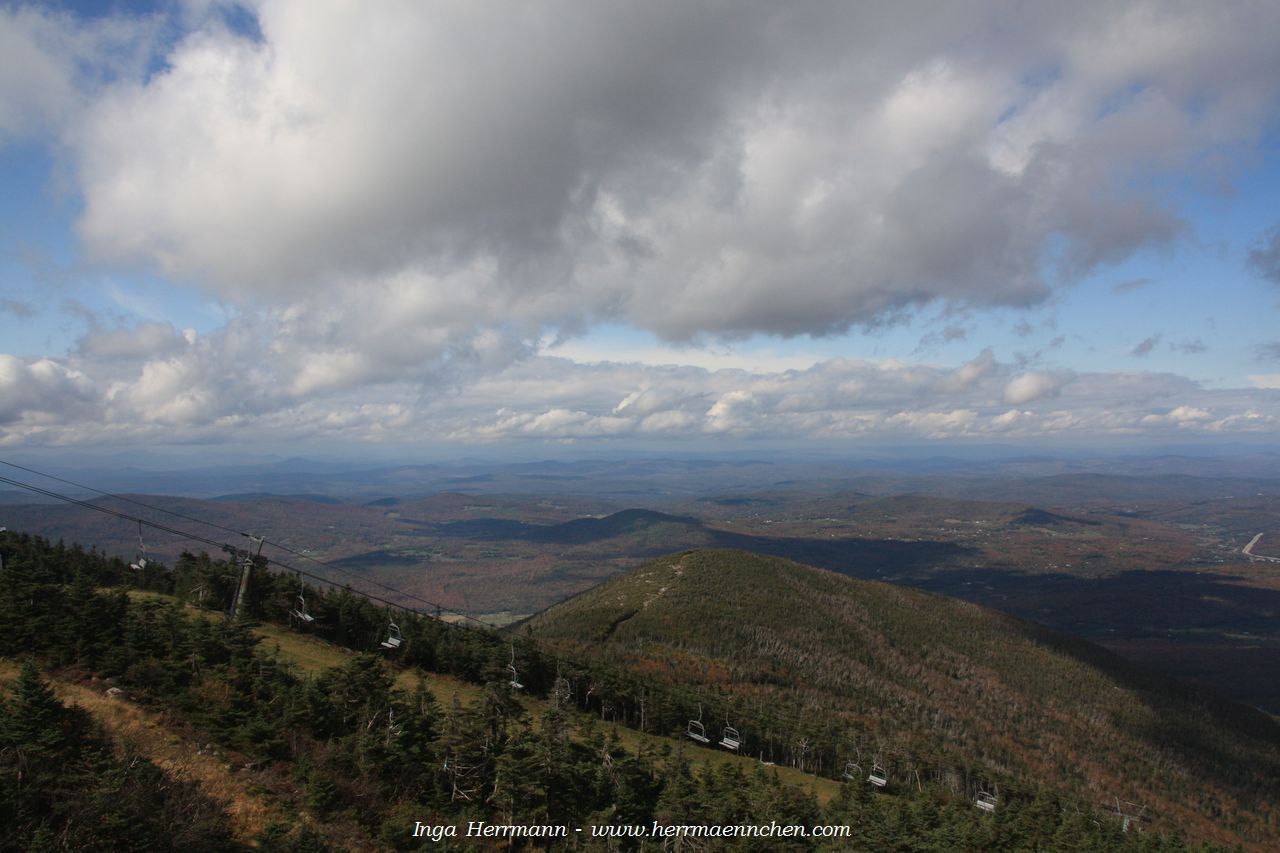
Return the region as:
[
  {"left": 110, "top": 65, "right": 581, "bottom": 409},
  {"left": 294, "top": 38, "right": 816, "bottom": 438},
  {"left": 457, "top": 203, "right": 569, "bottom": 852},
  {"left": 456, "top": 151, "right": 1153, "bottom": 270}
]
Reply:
[
  {"left": 867, "top": 763, "right": 889, "bottom": 788},
  {"left": 380, "top": 621, "right": 403, "bottom": 650},
  {"left": 718, "top": 725, "right": 742, "bottom": 751},
  {"left": 843, "top": 761, "right": 862, "bottom": 781},
  {"left": 976, "top": 790, "right": 998, "bottom": 812},
  {"left": 686, "top": 704, "right": 710, "bottom": 744},
  {"left": 289, "top": 593, "right": 315, "bottom": 624}
]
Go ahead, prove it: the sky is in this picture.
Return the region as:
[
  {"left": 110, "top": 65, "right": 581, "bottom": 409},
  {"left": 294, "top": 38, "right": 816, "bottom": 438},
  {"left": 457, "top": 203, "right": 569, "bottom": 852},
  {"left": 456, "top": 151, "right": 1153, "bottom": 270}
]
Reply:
[{"left": 1, "top": 0, "right": 1279, "bottom": 458}]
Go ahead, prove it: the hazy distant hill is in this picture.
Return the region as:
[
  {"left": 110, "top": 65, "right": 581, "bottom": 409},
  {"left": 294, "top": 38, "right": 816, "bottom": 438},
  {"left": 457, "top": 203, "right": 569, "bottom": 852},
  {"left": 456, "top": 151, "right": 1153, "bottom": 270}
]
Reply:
[{"left": 524, "top": 549, "right": 1280, "bottom": 849}]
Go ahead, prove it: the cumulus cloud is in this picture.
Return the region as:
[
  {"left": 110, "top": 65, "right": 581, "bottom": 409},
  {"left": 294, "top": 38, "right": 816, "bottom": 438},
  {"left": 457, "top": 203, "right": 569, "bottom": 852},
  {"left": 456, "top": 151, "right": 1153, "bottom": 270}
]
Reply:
[
  {"left": 1003, "top": 371, "right": 1064, "bottom": 405},
  {"left": 439, "top": 357, "right": 1272, "bottom": 444},
  {"left": 18, "top": 0, "right": 1271, "bottom": 345},
  {"left": 932, "top": 349, "right": 991, "bottom": 395},
  {"left": 1, "top": 343, "right": 1277, "bottom": 447},
  {"left": 0, "top": 5, "right": 158, "bottom": 143},
  {"left": 0, "top": 356, "right": 97, "bottom": 427},
  {"left": 1140, "top": 405, "right": 1211, "bottom": 427}
]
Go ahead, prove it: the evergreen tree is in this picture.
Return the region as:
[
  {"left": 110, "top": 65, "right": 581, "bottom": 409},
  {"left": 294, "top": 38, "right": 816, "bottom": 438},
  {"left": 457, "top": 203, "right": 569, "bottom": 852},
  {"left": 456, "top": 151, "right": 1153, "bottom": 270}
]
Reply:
[{"left": 0, "top": 660, "right": 85, "bottom": 763}]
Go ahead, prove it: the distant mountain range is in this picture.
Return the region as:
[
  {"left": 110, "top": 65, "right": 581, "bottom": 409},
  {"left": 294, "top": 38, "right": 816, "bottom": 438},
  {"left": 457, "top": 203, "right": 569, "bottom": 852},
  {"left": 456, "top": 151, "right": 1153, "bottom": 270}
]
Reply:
[{"left": 8, "top": 451, "right": 1280, "bottom": 502}]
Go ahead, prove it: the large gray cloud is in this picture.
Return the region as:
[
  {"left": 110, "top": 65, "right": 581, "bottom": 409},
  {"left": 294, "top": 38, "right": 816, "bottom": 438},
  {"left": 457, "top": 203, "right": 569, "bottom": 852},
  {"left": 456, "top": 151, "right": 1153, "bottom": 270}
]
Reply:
[{"left": 49, "top": 0, "right": 1280, "bottom": 344}]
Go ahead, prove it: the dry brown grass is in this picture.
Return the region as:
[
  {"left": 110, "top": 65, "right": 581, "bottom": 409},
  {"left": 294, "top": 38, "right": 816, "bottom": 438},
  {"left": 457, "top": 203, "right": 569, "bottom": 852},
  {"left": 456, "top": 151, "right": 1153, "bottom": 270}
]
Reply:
[{"left": 0, "top": 659, "right": 283, "bottom": 846}]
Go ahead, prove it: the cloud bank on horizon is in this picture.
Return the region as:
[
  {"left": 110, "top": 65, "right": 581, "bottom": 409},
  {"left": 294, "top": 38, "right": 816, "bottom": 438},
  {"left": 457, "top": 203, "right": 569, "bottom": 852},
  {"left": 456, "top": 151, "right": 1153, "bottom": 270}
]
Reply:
[{"left": 1, "top": 0, "right": 1279, "bottom": 450}]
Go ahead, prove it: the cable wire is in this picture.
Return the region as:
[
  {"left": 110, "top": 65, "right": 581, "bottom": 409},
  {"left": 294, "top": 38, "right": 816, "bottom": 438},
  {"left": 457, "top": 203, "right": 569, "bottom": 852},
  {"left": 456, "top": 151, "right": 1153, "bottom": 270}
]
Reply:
[
  {"left": 0, "top": 470, "right": 494, "bottom": 631},
  {"left": 0, "top": 459, "right": 494, "bottom": 630}
]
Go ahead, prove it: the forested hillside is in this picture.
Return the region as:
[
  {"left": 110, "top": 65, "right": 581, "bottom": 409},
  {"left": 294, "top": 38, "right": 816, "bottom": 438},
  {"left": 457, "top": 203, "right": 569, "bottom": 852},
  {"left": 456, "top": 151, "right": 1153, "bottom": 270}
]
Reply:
[
  {"left": 525, "top": 550, "right": 1280, "bottom": 850},
  {"left": 0, "top": 531, "right": 1259, "bottom": 849}
]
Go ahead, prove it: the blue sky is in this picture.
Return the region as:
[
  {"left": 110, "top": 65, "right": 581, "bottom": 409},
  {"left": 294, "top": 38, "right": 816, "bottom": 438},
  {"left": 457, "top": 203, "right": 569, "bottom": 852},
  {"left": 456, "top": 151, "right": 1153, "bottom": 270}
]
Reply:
[{"left": 2, "top": 1, "right": 1279, "bottom": 455}]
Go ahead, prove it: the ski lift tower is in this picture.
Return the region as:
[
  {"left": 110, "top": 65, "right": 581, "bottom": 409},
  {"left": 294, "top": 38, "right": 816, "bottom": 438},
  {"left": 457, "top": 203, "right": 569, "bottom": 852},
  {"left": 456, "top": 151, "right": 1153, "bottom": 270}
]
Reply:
[{"left": 228, "top": 535, "right": 265, "bottom": 620}]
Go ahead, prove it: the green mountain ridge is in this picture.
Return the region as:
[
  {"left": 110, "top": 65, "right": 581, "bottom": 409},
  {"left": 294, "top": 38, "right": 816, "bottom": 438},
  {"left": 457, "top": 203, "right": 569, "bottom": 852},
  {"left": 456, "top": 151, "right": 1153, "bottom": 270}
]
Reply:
[{"left": 523, "top": 549, "right": 1280, "bottom": 849}]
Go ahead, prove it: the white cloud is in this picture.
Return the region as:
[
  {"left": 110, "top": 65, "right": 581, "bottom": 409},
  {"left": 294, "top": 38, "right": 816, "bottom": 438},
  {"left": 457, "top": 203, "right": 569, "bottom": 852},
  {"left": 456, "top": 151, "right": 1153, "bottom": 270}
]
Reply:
[
  {"left": 1140, "top": 405, "right": 1212, "bottom": 428},
  {"left": 886, "top": 408, "right": 979, "bottom": 439},
  {"left": 1, "top": 344, "right": 1277, "bottom": 447},
  {"left": 0, "top": 356, "right": 97, "bottom": 428},
  {"left": 1205, "top": 410, "right": 1276, "bottom": 432},
  {"left": 991, "top": 409, "right": 1034, "bottom": 430},
  {"left": 704, "top": 390, "right": 759, "bottom": 434},
  {"left": 26, "top": 0, "right": 1275, "bottom": 344},
  {"left": 943, "top": 348, "right": 996, "bottom": 392},
  {"left": 0, "top": 6, "right": 157, "bottom": 143},
  {"left": 1003, "top": 371, "right": 1064, "bottom": 405}
]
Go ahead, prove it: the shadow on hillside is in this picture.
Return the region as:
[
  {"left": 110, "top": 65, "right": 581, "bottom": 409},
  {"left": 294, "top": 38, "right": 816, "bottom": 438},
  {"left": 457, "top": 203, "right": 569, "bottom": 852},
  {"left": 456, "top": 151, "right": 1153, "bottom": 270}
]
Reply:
[
  {"left": 429, "top": 518, "right": 543, "bottom": 539},
  {"left": 909, "top": 566, "right": 1280, "bottom": 717},
  {"left": 420, "top": 511, "right": 977, "bottom": 575}
]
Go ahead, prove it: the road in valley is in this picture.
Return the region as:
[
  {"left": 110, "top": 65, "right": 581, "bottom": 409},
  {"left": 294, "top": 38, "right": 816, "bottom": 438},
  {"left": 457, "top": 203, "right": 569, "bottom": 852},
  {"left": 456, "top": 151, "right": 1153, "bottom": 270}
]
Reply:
[{"left": 1242, "top": 532, "right": 1280, "bottom": 562}]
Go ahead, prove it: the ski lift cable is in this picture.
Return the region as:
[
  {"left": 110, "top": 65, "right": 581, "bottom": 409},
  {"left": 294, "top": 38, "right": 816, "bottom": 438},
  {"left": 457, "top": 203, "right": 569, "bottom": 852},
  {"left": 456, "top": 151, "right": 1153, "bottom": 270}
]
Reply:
[
  {"left": 0, "top": 473, "right": 233, "bottom": 552},
  {"left": 0, "top": 458, "right": 259, "bottom": 540},
  {"left": 0, "top": 472, "right": 486, "bottom": 628},
  {"left": 0, "top": 460, "right": 490, "bottom": 630},
  {"left": 0, "top": 458, "right": 463, "bottom": 616}
]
